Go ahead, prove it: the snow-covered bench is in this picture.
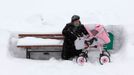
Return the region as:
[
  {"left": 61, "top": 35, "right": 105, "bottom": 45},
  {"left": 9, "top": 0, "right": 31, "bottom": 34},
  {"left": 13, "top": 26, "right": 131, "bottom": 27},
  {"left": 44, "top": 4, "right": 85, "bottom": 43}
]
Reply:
[{"left": 17, "top": 34, "right": 64, "bottom": 59}]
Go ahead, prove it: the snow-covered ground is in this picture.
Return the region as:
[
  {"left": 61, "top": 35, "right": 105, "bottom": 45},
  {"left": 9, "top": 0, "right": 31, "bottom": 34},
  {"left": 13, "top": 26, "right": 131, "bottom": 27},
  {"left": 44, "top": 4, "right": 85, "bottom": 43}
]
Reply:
[{"left": 0, "top": 0, "right": 134, "bottom": 75}]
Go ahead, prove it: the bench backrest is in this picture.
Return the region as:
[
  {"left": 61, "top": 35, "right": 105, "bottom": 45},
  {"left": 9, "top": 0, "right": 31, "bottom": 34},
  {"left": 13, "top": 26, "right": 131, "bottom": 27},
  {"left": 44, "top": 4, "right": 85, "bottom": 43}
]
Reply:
[
  {"left": 17, "top": 34, "right": 64, "bottom": 48},
  {"left": 18, "top": 34, "right": 64, "bottom": 39}
]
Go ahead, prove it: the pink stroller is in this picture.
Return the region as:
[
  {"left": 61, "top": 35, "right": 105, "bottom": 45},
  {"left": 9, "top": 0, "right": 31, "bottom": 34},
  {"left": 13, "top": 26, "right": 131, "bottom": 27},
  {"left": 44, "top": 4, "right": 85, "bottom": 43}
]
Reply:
[{"left": 75, "top": 24, "right": 113, "bottom": 65}]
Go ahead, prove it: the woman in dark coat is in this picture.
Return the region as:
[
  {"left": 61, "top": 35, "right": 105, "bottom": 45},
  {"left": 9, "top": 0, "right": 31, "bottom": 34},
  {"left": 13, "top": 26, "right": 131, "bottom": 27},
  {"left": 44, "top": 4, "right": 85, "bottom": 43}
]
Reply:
[{"left": 61, "top": 15, "right": 89, "bottom": 60}]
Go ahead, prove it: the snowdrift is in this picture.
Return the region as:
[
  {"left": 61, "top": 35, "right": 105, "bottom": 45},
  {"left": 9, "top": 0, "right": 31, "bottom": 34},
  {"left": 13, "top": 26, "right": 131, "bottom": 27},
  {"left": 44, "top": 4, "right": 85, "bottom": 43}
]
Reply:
[{"left": 8, "top": 24, "right": 125, "bottom": 60}]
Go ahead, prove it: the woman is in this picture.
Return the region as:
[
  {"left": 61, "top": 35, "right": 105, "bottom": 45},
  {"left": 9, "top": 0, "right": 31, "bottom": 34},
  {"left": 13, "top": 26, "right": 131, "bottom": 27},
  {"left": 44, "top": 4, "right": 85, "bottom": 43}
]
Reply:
[{"left": 61, "top": 15, "right": 88, "bottom": 60}]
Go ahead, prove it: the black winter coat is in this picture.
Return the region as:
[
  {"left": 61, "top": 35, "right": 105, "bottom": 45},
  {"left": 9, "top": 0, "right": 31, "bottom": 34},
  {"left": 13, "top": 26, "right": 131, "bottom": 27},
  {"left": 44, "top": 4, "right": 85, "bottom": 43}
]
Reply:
[{"left": 61, "top": 22, "right": 88, "bottom": 60}]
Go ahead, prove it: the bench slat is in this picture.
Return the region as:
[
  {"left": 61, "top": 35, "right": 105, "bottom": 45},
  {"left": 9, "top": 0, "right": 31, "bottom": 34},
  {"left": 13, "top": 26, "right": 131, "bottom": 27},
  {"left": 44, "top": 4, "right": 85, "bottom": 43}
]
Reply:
[
  {"left": 19, "top": 34, "right": 64, "bottom": 39},
  {"left": 17, "top": 45, "right": 63, "bottom": 48},
  {"left": 19, "top": 34, "right": 63, "bottom": 37},
  {"left": 27, "top": 50, "right": 61, "bottom": 52}
]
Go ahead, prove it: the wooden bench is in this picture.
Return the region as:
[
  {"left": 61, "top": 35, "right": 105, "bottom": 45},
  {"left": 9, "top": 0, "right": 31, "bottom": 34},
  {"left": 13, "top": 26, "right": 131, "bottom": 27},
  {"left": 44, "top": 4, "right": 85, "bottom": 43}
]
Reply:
[{"left": 17, "top": 34, "right": 64, "bottom": 59}]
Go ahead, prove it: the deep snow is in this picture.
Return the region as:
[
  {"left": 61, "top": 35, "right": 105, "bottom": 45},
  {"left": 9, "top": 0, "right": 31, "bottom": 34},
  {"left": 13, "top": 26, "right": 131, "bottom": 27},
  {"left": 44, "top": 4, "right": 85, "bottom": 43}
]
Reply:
[{"left": 0, "top": 0, "right": 134, "bottom": 75}]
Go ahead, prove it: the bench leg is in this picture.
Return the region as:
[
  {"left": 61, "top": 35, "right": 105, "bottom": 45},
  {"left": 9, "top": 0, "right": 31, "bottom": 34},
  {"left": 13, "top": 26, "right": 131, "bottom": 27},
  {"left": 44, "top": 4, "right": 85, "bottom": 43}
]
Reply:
[{"left": 26, "top": 48, "right": 30, "bottom": 59}]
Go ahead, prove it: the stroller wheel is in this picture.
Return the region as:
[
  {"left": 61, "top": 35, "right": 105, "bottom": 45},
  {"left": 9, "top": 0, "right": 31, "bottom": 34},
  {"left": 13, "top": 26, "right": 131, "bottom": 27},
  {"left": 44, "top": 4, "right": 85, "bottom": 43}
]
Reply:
[
  {"left": 76, "top": 56, "right": 87, "bottom": 65},
  {"left": 102, "top": 51, "right": 111, "bottom": 57},
  {"left": 99, "top": 54, "right": 110, "bottom": 65}
]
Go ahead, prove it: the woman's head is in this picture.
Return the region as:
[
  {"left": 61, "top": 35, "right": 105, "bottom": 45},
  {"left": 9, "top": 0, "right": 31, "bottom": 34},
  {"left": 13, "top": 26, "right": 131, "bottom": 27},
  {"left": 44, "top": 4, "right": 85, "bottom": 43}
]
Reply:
[{"left": 71, "top": 15, "right": 81, "bottom": 26}]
